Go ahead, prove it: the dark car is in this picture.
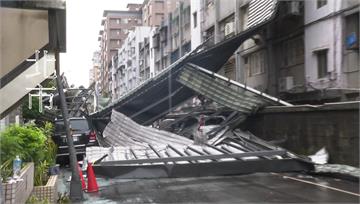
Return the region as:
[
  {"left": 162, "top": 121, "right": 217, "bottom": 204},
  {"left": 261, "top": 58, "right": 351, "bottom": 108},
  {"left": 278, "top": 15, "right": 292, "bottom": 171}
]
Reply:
[{"left": 53, "top": 117, "right": 98, "bottom": 161}]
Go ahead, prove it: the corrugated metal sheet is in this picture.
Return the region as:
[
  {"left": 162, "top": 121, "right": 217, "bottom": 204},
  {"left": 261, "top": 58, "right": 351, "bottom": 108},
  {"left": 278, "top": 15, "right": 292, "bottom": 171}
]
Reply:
[
  {"left": 87, "top": 125, "right": 313, "bottom": 178},
  {"left": 247, "top": 0, "right": 277, "bottom": 29},
  {"left": 177, "top": 64, "right": 282, "bottom": 114},
  {"left": 88, "top": 112, "right": 289, "bottom": 163},
  {"left": 102, "top": 110, "right": 193, "bottom": 147}
]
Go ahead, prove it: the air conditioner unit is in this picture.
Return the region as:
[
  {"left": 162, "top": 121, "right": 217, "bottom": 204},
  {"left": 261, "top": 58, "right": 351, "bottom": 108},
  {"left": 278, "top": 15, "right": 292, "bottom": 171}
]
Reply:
[
  {"left": 286, "top": 1, "right": 301, "bottom": 16},
  {"left": 279, "top": 76, "right": 294, "bottom": 92},
  {"left": 224, "top": 22, "right": 234, "bottom": 37}
]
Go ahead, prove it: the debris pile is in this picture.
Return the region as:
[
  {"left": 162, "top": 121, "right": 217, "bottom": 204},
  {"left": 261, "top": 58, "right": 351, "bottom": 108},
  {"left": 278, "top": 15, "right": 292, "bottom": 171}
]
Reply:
[{"left": 86, "top": 109, "right": 313, "bottom": 178}]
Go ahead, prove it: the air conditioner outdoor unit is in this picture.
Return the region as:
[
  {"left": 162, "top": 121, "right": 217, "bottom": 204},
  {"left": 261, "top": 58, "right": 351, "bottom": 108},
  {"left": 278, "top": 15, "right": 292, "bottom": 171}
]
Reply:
[
  {"left": 224, "top": 22, "right": 234, "bottom": 37},
  {"left": 279, "top": 76, "right": 294, "bottom": 92}
]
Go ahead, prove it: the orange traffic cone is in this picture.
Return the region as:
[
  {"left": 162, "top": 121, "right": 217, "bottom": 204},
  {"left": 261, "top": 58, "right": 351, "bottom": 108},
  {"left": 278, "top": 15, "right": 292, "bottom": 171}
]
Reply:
[
  {"left": 86, "top": 162, "right": 99, "bottom": 192},
  {"left": 77, "top": 164, "right": 86, "bottom": 190}
]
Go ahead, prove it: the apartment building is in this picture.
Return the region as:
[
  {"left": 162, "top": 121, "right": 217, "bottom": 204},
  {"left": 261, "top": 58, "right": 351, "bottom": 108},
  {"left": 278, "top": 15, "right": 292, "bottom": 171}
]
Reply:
[
  {"left": 90, "top": 51, "right": 101, "bottom": 85},
  {"left": 302, "top": 0, "right": 359, "bottom": 102},
  {"left": 98, "top": 4, "right": 142, "bottom": 96},
  {"left": 195, "top": 0, "right": 359, "bottom": 103},
  {"left": 152, "top": 0, "right": 191, "bottom": 74},
  {"left": 110, "top": 0, "right": 192, "bottom": 100},
  {"left": 112, "top": 26, "right": 153, "bottom": 100},
  {"left": 142, "top": 0, "right": 177, "bottom": 27}
]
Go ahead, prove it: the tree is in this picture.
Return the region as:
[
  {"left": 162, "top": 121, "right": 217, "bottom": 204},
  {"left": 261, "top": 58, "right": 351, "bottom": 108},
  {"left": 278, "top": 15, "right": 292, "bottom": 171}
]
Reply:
[{"left": 22, "top": 96, "right": 44, "bottom": 121}]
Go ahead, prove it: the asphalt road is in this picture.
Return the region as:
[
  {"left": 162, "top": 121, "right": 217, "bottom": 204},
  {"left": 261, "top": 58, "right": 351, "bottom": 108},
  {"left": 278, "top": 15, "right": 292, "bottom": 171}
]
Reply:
[{"left": 58, "top": 169, "right": 359, "bottom": 203}]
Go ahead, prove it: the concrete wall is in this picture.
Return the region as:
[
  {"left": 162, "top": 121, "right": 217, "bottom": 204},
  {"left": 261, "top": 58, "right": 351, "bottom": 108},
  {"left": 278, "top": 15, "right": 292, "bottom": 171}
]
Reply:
[
  {"left": 244, "top": 103, "right": 359, "bottom": 166},
  {"left": 218, "top": 0, "right": 236, "bottom": 21}
]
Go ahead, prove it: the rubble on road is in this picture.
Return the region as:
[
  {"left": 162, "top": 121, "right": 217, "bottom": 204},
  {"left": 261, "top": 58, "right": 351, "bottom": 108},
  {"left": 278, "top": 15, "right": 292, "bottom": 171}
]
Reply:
[{"left": 315, "top": 164, "right": 360, "bottom": 180}]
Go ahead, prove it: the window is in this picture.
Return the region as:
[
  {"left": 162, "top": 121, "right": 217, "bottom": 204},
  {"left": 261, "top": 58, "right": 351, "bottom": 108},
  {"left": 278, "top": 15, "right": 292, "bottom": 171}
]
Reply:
[
  {"left": 245, "top": 50, "right": 266, "bottom": 77},
  {"left": 193, "top": 12, "right": 197, "bottom": 28},
  {"left": 116, "top": 19, "right": 120, "bottom": 24},
  {"left": 282, "top": 37, "right": 304, "bottom": 67},
  {"left": 315, "top": 49, "right": 328, "bottom": 78},
  {"left": 240, "top": 4, "right": 249, "bottom": 31},
  {"left": 155, "top": 0, "right": 164, "bottom": 9},
  {"left": 317, "top": 0, "right": 327, "bottom": 9},
  {"left": 183, "top": 7, "right": 191, "bottom": 26},
  {"left": 345, "top": 12, "right": 359, "bottom": 50}
]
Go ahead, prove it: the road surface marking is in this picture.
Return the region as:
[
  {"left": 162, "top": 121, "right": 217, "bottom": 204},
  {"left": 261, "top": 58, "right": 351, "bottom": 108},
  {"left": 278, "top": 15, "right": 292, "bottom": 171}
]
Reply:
[{"left": 272, "top": 173, "right": 360, "bottom": 197}]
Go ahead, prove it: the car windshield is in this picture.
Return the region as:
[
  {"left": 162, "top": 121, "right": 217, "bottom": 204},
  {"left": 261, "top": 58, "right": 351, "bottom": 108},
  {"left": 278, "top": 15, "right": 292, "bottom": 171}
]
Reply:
[{"left": 55, "top": 119, "right": 89, "bottom": 133}]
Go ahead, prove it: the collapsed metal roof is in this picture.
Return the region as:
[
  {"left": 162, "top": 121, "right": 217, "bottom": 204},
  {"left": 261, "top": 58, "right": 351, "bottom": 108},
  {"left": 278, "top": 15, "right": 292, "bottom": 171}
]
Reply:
[
  {"left": 178, "top": 63, "right": 292, "bottom": 115},
  {"left": 90, "top": 0, "right": 280, "bottom": 132},
  {"left": 88, "top": 110, "right": 313, "bottom": 178},
  {"left": 100, "top": 110, "right": 193, "bottom": 147}
]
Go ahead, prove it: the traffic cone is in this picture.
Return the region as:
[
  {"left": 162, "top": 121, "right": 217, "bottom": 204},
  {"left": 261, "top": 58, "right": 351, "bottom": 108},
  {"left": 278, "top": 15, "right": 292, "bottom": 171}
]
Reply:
[
  {"left": 77, "top": 164, "right": 86, "bottom": 190},
  {"left": 86, "top": 162, "right": 99, "bottom": 193}
]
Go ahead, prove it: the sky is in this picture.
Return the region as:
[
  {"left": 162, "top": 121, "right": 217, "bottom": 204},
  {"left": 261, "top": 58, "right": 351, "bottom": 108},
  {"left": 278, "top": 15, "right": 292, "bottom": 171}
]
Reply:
[{"left": 60, "top": 0, "right": 143, "bottom": 87}]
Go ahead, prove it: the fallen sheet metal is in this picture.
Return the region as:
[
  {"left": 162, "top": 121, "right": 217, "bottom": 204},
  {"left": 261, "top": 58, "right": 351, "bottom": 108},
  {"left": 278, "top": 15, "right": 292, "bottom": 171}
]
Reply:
[
  {"left": 101, "top": 110, "right": 193, "bottom": 147},
  {"left": 87, "top": 111, "right": 313, "bottom": 179},
  {"left": 178, "top": 63, "right": 292, "bottom": 115}
]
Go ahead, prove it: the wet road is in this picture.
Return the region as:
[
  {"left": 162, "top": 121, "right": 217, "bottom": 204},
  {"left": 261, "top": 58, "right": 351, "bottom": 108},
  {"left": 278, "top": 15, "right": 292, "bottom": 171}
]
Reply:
[{"left": 58, "top": 169, "right": 359, "bottom": 203}]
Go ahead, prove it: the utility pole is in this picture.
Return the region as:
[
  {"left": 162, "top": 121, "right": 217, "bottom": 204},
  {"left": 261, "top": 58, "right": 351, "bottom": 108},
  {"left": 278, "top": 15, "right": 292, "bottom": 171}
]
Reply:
[{"left": 54, "top": 51, "right": 83, "bottom": 201}]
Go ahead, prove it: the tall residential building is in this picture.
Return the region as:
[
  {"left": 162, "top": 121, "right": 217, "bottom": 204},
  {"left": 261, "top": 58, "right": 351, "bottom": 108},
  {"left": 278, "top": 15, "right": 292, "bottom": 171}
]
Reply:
[
  {"left": 111, "top": 0, "right": 191, "bottom": 101},
  {"left": 142, "top": 0, "right": 178, "bottom": 27},
  {"left": 151, "top": 0, "right": 191, "bottom": 74},
  {"left": 98, "top": 4, "right": 142, "bottom": 96},
  {"left": 90, "top": 51, "right": 101, "bottom": 85},
  {"left": 112, "top": 26, "right": 153, "bottom": 100}
]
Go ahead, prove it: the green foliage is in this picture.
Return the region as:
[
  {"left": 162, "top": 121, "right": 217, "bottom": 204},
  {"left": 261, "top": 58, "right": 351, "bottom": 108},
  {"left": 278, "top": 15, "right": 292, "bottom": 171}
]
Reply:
[
  {"left": 0, "top": 123, "right": 57, "bottom": 184},
  {"left": 34, "top": 160, "right": 49, "bottom": 186},
  {"left": 22, "top": 97, "right": 44, "bottom": 121},
  {"left": 41, "top": 122, "right": 54, "bottom": 137},
  {"left": 0, "top": 124, "right": 47, "bottom": 164},
  {"left": 42, "top": 122, "right": 57, "bottom": 166},
  {"left": 26, "top": 195, "right": 50, "bottom": 204},
  {"left": 57, "top": 192, "right": 71, "bottom": 204},
  {"left": 0, "top": 159, "right": 13, "bottom": 181}
]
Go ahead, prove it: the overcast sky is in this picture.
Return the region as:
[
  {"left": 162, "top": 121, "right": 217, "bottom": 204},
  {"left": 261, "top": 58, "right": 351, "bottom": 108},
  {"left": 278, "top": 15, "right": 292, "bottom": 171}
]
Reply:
[{"left": 60, "top": 0, "right": 143, "bottom": 87}]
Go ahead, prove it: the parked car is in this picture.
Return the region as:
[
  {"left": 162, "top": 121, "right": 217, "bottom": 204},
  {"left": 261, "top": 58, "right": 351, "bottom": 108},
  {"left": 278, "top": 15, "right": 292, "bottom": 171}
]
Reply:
[{"left": 53, "top": 117, "right": 98, "bottom": 162}]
